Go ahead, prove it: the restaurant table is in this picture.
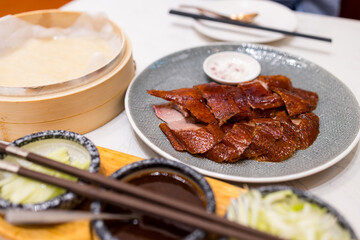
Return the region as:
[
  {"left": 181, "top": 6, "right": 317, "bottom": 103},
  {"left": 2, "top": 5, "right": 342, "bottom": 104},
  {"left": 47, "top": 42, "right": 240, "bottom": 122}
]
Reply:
[{"left": 61, "top": 0, "right": 360, "bottom": 236}]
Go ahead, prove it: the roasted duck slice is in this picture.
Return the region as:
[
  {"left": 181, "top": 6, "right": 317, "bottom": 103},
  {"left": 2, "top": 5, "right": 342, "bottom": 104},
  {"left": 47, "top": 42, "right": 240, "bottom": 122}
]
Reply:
[
  {"left": 248, "top": 107, "right": 286, "bottom": 120},
  {"left": 153, "top": 103, "right": 203, "bottom": 131},
  {"left": 160, "top": 123, "right": 224, "bottom": 154},
  {"left": 239, "top": 80, "right": 284, "bottom": 110},
  {"left": 244, "top": 115, "right": 300, "bottom": 162},
  {"left": 159, "top": 123, "right": 186, "bottom": 151},
  {"left": 257, "top": 75, "right": 293, "bottom": 90},
  {"left": 291, "top": 112, "right": 319, "bottom": 149},
  {"left": 273, "top": 111, "right": 301, "bottom": 149},
  {"left": 148, "top": 75, "right": 320, "bottom": 164},
  {"left": 147, "top": 88, "right": 217, "bottom": 124},
  {"left": 243, "top": 118, "right": 283, "bottom": 159},
  {"left": 273, "top": 87, "right": 318, "bottom": 116},
  {"left": 223, "top": 85, "right": 252, "bottom": 121},
  {"left": 292, "top": 88, "right": 319, "bottom": 111},
  {"left": 204, "top": 123, "right": 253, "bottom": 163},
  {"left": 195, "top": 83, "right": 241, "bottom": 125},
  {"left": 153, "top": 103, "right": 189, "bottom": 124},
  {"left": 256, "top": 111, "right": 301, "bottom": 162}
]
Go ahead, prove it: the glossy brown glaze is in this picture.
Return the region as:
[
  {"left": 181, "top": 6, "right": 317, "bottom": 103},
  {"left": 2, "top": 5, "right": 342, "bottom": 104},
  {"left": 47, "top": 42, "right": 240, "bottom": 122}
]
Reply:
[
  {"left": 149, "top": 75, "right": 320, "bottom": 163},
  {"left": 103, "top": 170, "right": 206, "bottom": 240}
]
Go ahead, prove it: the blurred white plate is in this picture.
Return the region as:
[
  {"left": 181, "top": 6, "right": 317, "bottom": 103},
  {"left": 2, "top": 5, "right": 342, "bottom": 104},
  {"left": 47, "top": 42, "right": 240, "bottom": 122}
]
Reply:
[{"left": 191, "top": 0, "right": 297, "bottom": 43}]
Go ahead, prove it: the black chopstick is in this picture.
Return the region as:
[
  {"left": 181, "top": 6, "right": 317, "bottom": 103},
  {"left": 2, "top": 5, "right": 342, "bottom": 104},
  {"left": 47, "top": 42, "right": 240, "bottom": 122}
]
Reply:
[
  {"left": 0, "top": 161, "right": 257, "bottom": 240},
  {"left": 0, "top": 142, "right": 284, "bottom": 240},
  {"left": 169, "top": 9, "right": 332, "bottom": 43},
  {"left": 0, "top": 158, "right": 283, "bottom": 240}
]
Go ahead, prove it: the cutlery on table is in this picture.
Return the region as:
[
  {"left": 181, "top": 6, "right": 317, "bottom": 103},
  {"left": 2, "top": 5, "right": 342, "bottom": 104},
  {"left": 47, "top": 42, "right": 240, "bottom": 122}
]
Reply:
[
  {"left": 179, "top": 4, "right": 258, "bottom": 23},
  {"left": 0, "top": 209, "right": 137, "bottom": 225},
  {"left": 0, "top": 142, "right": 284, "bottom": 240},
  {"left": 169, "top": 9, "right": 332, "bottom": 42}
]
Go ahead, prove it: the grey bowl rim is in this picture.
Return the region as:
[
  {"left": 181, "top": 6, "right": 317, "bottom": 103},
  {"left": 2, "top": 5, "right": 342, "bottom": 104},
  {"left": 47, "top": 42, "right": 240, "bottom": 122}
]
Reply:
[
  {"left": 91, "top": 157, "right": 216, "bottom": 240},
  {"left": 0, "top": 130, "right": 100, "bottom": 211}
]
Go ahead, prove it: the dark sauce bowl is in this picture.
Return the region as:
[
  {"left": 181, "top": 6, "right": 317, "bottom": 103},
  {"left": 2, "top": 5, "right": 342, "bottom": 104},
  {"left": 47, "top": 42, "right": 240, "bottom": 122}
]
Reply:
[
  {"left": 0, "top": 130, "right": 100, "bottom": 211},
  {"left": 91, "top": 158, "right": 216, "bottom": 240}
]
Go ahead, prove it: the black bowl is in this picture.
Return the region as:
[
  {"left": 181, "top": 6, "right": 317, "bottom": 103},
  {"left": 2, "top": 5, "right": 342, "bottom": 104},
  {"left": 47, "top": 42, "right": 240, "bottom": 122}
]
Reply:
[
  {"left": 91, "top": 158, "right": 216, "bottom": 240},
  {"left": 0, "top": 130, "right": 100, "bottom": 211}
]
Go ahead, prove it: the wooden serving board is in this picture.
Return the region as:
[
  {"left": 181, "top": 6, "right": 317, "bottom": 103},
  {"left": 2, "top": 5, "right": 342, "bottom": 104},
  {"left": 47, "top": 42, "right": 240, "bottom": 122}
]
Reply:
[{"left": 0, "top": 147, "right": 244, "bottom": 240}]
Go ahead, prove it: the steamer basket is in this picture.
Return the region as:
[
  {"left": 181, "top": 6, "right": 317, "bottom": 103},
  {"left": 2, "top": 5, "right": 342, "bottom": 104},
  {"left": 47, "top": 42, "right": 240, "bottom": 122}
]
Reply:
[{"left": 0, "top": 10, "right": 135, "bottom": 141}]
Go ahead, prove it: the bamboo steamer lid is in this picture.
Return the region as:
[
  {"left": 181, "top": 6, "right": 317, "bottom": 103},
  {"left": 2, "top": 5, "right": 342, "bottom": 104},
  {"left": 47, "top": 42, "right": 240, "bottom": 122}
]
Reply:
[{"left": 0, "top": 10, "right": 135, "bottom": 141}]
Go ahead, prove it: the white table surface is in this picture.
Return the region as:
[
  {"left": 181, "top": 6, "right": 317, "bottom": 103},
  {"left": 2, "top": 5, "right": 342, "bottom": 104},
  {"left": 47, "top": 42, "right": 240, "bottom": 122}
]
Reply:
[{"left": 63, "top": 0, "right": 360, "bottom": 236}]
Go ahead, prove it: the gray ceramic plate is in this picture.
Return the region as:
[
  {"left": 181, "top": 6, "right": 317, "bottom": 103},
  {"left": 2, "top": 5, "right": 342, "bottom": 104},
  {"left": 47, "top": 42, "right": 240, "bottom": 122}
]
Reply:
[{"left": 125, "top": 44, "right": 360, "bottom": 183}]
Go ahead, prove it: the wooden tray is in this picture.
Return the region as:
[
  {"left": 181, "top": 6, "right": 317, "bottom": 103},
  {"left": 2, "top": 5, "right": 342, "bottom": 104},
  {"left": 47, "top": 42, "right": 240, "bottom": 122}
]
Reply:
[{"left": 0, "top": 147, "right": 243, "bottom": 240}]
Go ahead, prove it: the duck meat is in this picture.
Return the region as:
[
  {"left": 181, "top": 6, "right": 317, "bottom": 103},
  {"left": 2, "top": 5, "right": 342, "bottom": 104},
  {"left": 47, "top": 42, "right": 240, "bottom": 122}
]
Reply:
[
  {"left": 223, "top": 85, "right": 252, "bottom": 121},
  {"left": 147, "top": 88, "right": 217, "bottom": 124},
  {"left": 257, "top": 75, "right": 293, "bottom": 90},
  {"left": 148, "top": 75, "right": 320, "bottom": 163},
  {"left": 238, "top": 80, "right": 284, "bottom": 110},
  {"left": 204, "top": 122, "right": 253, "bottom": 163},
  {"left": 194, "top": 82, "right": 241, "bottom": 125},
  {"left": 291, "top": 112, "right": 319, "bottom": 149},
  {"left": 273, "top": 87, "right": 318, "bottom": 116},
  {"left": 160, "top": 123, "right": 224, "bottom": 154}
]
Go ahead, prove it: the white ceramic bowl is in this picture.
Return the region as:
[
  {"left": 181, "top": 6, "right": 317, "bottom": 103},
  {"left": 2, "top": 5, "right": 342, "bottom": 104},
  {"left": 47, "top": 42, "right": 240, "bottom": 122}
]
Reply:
[{"left": 203, "top": 51, "right": 261, "bottom": 84}]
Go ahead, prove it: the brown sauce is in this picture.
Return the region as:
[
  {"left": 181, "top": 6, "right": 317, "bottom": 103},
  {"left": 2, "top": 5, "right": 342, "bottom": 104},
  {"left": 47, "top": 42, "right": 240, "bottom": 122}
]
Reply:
[{"left": 103, "top": 170, "right": 206, "bottom": 240}]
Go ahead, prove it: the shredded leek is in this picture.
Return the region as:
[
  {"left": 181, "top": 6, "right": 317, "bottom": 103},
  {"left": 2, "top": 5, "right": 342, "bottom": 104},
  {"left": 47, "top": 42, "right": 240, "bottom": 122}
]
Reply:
[{"left": 226, "top": 189, "right": 353, "bottom": 240}]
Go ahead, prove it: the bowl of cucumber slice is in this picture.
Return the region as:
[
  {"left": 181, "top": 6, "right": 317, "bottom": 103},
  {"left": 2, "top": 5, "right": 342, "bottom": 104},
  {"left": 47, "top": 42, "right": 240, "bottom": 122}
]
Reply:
[{"left": 0, "top": 130, "right": 100, "bottom": 211}]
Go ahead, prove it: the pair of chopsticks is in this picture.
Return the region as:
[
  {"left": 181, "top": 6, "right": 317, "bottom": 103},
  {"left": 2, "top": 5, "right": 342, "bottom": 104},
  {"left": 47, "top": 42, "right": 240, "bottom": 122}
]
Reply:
[
  {"left": 0, "top": 142, "right": 283, "bottom": 240},
  {"left": 169, "top": 9, "right": 332, "bottom": 43}
]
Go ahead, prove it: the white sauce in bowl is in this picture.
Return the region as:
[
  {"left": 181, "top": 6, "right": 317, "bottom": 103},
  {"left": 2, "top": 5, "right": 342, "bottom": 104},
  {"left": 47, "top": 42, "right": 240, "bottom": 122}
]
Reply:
[{"left": 203, "top": 51, "right": 261, "bottom": 84}]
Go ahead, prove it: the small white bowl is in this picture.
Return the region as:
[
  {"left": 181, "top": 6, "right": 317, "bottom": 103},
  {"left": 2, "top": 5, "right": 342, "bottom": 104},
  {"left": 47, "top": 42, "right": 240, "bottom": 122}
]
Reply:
[{"left": 203, "top": 51, "right": 261, "bottom": 85}]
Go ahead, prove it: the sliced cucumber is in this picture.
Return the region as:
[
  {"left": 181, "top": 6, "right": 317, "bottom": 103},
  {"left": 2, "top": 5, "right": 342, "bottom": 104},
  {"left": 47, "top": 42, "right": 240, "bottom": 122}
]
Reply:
[{"left": 0, "top": 147, "right": 90, "bottom": 204}]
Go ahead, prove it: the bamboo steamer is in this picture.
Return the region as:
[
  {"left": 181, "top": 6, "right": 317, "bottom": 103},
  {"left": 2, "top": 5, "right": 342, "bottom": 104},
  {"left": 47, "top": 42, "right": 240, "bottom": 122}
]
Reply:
[{"left": 0, "top": 10, "right": 135, "bottom": 141}]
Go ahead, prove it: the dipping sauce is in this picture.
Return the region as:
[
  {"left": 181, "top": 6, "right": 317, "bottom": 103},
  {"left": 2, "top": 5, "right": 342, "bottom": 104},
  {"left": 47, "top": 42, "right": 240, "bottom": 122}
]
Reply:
[
  {"left": 209, "top": 59, "right": 248, "bottom": 82},
  {"left": 203, "top": 51, "right": 261, "bottom": 84},
  {"left": 103, "top": 170, "right": 207, "bottom": 240}
]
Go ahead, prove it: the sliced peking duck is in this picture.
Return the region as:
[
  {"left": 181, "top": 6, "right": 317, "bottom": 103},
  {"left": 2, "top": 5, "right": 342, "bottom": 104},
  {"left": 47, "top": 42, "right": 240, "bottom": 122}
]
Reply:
[{"left": 148, "top": 75, "right": 320, "bottom": 163}]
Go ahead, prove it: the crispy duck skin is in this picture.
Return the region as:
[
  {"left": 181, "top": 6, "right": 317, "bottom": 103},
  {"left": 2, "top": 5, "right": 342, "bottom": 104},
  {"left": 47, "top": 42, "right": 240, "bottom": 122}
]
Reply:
[
  {"left": 223, "top": 85, "right": 252, "bottom": 121},
  {"left": 147, "top": 88, "right": 217, "bottom": 124},
  {"left": 194, "top": 83, "right": 241, "bottom": 125},
  {"left": 291, "top": 88, "right": 319, "bottom": 111},
  {"left": 159, "top": 123, "right": 186, "bottom": 151},
  {"left": 256, "top": 112, "right": 301, "bottom": 162},
  {"left": 229, "top": 107, "right": 286, "bottom": 122},
  {"left": 149, "top": 75, "right": 320, "bottom": 163},
  {"left": 238, "top": 80, "right": 284, "bottom": 110},
  {"left": 242, "top": 118, "right": 283, "bottom": 160},
  {"left": 273, "top": 111, "right": 301, "bottom": 150},
  {"left": 292, "top": 112, "right": 319, "bottom": 149},
  {"left": 273, "top": 87, "right": 318, "bottom": 116},
  {"left": 243, "top": 116, "right": 298, "bottom": 163},
  {"left": 160, "top": 123, "right": 224, "bottom": 154},
  {"left": 257, "top": 75, "right": 293, "bottom": 90},
  {"left": 204, "top": 123, "right": 253, "bottom": 163}
]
